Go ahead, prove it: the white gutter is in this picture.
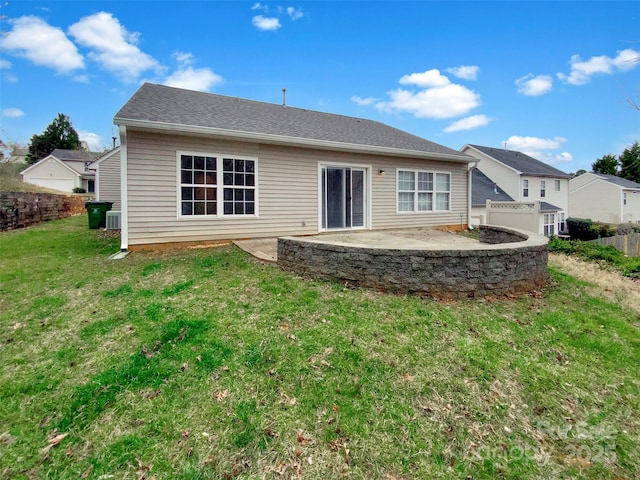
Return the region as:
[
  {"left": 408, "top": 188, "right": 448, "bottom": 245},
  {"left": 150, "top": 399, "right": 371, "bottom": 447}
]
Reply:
[
  {"left": 114, "top": 118, "right": 474, "bottom": 164},
  {"left": 119, "top": 125, "right": 128, "bottom": 251},
  {"left": 468, "top": 161, "right": 478, "bottom": 229}
]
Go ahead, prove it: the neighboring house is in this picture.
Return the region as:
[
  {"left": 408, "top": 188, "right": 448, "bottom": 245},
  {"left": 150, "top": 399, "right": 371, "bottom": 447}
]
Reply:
[
  {"left": 4, "top": 147, "right": 28, "bottom": 164},
  {"left": 114, "top": 83, "right": 475, "bottom": 250},
  {"left": 461, "top": 144, "right": 571, "bottom": 235},
  {"left": 569, "top": 172, "right": 640, "bottom": 224},
  {"left": 21, "top": 149, "right": 101, "bottom": 193},
  {"left": 92, "top": 147, "right": 122, "bottom": 211},
  {"left": 470, "top": 168, "right": 514, "bottom": 225}
]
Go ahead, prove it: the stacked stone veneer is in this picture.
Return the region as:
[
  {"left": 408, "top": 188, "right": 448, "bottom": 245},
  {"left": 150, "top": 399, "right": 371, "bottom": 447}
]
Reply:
[
  {"left": 0, "top": 192, "right": 90, "bottom": 231},
  {"left": 277, "top": 225, "right": 548, "bottom": 299}
]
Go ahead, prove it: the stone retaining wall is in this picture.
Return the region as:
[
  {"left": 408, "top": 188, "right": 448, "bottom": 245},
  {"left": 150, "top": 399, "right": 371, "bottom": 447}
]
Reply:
[
  {"left": 0, "top": 192, "right": 91, "bottom": 231},
  {"left": 277, "top": 225, "right": 548, "bottom": 299}
]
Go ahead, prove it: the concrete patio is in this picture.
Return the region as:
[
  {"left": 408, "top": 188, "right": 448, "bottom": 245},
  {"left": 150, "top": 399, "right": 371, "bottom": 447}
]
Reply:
[{"left": 234, "top": 228, "right": 483, "bottom": 263}]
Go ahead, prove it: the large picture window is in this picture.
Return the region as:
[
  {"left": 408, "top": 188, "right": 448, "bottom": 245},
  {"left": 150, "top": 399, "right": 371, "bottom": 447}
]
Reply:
[
  {"left": 179, "top": 153, "right": 257, "bottom": 217},
  {"left": 397, "top": 169, "right": 450, "bottom": 212}
]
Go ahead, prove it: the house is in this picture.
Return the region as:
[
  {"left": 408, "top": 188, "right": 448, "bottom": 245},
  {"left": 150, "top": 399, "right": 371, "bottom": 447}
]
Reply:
[
  {"left": 91, "top": 147, "right": 122, "bottom": 211},
  {"left": 113, "top": 83, "right": 475, "bottom": 250},
  {"left": 461, "top": 144, "right": 571, "bottom": 235},
  {"left": 470, "top": 168, "right": 514, "bottom": 225},
  {"left": 569, "top": 172, "right": 640, "bottom": 224},
  {"left": 3, "top": 147, "right": 28, "bottom": 164},
  {"left": 20, "top": 149, "right": 101, "bottom": 193}
]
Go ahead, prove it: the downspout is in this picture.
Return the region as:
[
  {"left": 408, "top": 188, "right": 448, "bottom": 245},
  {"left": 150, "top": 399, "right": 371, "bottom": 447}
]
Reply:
[
  {"left": 467, "top": 161, "right": 478, "bottom": 229},
  {"left": 119, "top": 125, "right": 128, "bottom": 251}
]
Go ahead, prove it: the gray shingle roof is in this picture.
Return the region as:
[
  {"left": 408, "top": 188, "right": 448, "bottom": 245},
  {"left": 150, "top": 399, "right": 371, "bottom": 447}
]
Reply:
[
  {"left": 539, "top": 201, "right": 562, "bottom": 212},
  {"left": 594, "top": 173, "right": 640, "bottom": 189},
  {"left": 115, "top": 83, "right": 470, "bottom": 160},
  {"left": 50, "top": 149, "right": 102, "bottom": 162},
  {"left": 471, "top": 168, "right": 514, "bottom": 206},
  {"left": 468, "top": 144, "right": 570, "bottom": 177}
]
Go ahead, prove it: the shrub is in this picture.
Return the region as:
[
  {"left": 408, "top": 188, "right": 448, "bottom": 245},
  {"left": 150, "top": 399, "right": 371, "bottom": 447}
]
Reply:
[
  {"left": 566, "top": 217, "right": 599, "bottom": 241},
  {"left": 623, "top": 259, "right": 640, "bottom": 279},
  {"left": 617, "top": 222, "right": 636, "bottom": 235},
  {"left": 72, "top": 187, "right": 87, "bottom": 194},
  {"left": 547, "top": 236, "right": 576, "bottom": 254},
  {"left": 595, "top": 223, "right": 617, "bottom": 238}
]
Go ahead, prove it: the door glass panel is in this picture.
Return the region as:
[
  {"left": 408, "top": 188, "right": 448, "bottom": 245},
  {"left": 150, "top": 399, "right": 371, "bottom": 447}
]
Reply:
[
  {"left": 326, "top": 168, "right": 345, "bottom": 229},
  {"left": 351, "top": 170, "right": 365, "bottom": 227}
]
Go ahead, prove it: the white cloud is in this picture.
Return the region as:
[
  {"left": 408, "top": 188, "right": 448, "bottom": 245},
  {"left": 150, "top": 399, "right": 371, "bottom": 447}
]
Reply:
[
  {"left": 503, "top": 135, "right": 573, "bottom": 164},
  {"left": 163, "top": 67, "right": 223, "bottom": 92},
  {"left": 554, "top": 152, "right": 574, "bottom": 163},
  {"left": 0, "top": 16, "right": 84, "bottom": 74},
  {"left": 78, "top": 131, "right": 105, "bottom": 151},
  {"left": 161, "top": 51, "right": 223, "bottom": 92},
  {"left": 443, "top": 114, "right": 491, "bottom": 133},
  {"left": 287, "top": 7, "right": 304, "bottom": 20},
  {"left": 351, "top": 96, "right": 378, "bottom": 106},
  {"left": 399, "top": 69, "right": 450, "bottom": 88},
  {"left": 251, "top": 4, "right": 303, "bottom": 30},
  {"left": 515, "top": 74, "right": 553, "bottom": 96},
  {"left": 2, "top": 108, "right": 25, "bottom": 118},
  {"left": 505, "top": 135, "right": 566, "bottom": 151},
  {"left": 446, "top": 65, "right": 479, "bottom": 80},
  {"left": 557, "top": 48, "right": 640, "bottom": 85},
  {"left": 173, "top": 51, "right": 194, "bottom": 67},
  {"left": 2, "top": 73, "right": 18, "bottom": 83},
  {"left": 68, "top": 12, "right": 161, "bottom": 82},
  {"left": 377, "top": 83, "right": 481, "bottom": 119},
  {"left": 252, "top": 15, "right": 281, "bottom": 31},
  {"left": 0, "top": 59, "right": 12, "bottom": 69}
]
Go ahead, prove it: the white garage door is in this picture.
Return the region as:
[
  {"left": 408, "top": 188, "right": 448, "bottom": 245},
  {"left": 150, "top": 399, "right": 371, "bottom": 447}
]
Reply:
[{"left": 31, "top": 178, "right": 75, "bottom": 192}]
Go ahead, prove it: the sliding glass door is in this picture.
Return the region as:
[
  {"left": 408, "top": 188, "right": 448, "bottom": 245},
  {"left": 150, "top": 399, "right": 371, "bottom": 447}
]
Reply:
[{"left": 321, "top": 166, "right": 366, "bottom": 230}]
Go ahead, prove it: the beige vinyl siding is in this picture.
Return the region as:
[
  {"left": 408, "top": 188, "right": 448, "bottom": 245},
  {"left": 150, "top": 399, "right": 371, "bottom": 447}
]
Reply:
[
  {"left": 570, "top": 175, "right": 623, "bottom": 223},
  {"left": 623, "top": 189, "right": 640, "bottom": 223},
  {"left": 461, "top": 148, "right": 520, "bottom": 200},
  {"left": 521, "top": 175, "right": 569, "bottom": 211},
  {"left": 95, "top": 150, "right": 121, "bottom": 210},
  {"left": 125, "top": 130, "right": 469, "bottom": 246},
  {"left": 370, "top": 159, "right": 468, "bottom": 230}
]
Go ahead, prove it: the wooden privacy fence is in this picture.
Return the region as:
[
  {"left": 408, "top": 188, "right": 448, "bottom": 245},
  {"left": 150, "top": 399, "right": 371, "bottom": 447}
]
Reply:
[
  {"left": 591, "top": 233, "right": 640, "bottom": 257},
  {"left": 0, "top": 192, "right": 91, "bottom": 231}
]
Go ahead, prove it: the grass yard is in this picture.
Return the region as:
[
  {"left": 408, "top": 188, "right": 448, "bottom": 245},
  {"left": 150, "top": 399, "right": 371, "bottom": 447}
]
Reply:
[{"left": 0, "top": 216, "right": 639, "bottom": 479}]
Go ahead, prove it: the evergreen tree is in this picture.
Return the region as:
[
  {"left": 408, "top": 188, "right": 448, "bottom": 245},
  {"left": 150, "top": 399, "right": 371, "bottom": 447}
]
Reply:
[
  {"left": 591, "top": 154, "right": 619, "bottom": 175},
  {"left": 618, "top": 141, "right": 640, "bottom": 183},
  {"left": 26, "top": 114, "right": 82, "bottom": 165}
]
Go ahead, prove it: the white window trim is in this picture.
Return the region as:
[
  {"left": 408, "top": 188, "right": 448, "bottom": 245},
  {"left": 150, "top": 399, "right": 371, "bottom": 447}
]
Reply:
[
  {"left": 396, "top": 168, "right": 451, "bottom": 214},
  {"left": 176, "top": 151, "right": 259, "bottom": 220},
  {"left": 317, "top": 162, "right": 372, "bottom": 232},
  {"left": 554, "top": 179, "right": 561, "bottom": 192},
  {"left": 522, "top": 179, "right": 529, "bottom": 198},
  {"left": 543, "top": 213, "right": 555, "bottom": 236},
  {"left": 540, "top": 180, "right": 546, "bottom": 198}
]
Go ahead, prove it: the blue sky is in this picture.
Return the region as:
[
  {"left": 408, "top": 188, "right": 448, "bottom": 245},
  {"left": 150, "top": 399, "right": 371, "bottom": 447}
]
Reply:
[{"left": 1, "top": 1, "right": 639, "bottom": 173}]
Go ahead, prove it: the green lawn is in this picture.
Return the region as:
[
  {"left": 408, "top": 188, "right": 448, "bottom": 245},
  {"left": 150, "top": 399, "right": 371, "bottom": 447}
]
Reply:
[{"left": 1, "top": 215, "right": 638, "bottom": 479}]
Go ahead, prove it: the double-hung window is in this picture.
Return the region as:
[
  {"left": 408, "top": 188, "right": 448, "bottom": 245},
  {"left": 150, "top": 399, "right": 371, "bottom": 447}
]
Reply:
[
  {"left": 540, "top": 180, "right": 546, "bottom": 198},
  {"left": 179, "top": 153, "right": 257, "bottom": 217},
  {"left": 522, "top": 179, "right": 529, "bottom": 198},
  {"left": 397, "top": 169, "right": 450, "bottom": 212},
  {"left": 555, "top": 179, "right": 561, "bottom": 191}
]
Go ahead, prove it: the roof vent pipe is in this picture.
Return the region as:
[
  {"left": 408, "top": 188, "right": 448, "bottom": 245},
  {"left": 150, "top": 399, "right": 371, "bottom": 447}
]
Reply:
[{"left": 282, "top": 88, "right": 287, "bottom": 107}]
